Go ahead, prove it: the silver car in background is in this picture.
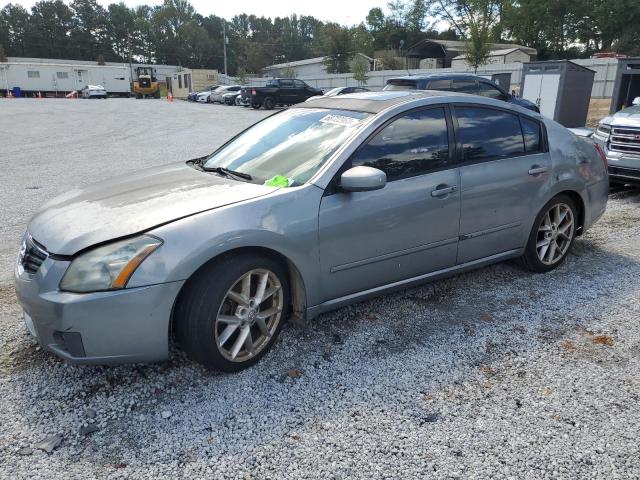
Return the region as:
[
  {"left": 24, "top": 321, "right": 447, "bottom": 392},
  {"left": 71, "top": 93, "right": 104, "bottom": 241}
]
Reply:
[
  {"left": 593, "top": 99, "right": 640, "bottom": 186},
  {"left": 14, "top": 91, "right": 609, "bottom": 371}
]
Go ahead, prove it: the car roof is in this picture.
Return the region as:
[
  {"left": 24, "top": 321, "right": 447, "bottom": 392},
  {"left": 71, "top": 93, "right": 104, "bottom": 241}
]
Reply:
[
  {"left": 293, "top": 90, "right": 466, "bottom": 114},
  {"left": 387, "top": 73, "right": 492, "bottom": 82}
]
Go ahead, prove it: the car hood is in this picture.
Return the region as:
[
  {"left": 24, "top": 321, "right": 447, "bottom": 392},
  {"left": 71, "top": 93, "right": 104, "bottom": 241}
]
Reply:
[
  {"left": 28, "top": 162, "right": 277, "bottom": 255},
  {"left": 601, "top": 107, "right": 640, "bottom": 127}
]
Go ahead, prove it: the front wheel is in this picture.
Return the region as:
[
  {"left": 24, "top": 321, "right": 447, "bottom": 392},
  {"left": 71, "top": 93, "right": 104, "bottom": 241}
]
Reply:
[
  {"left": 174, "top": 253, "right": 289, "bottom": 371},
  {"left": 522, "top": 195, "right": 578, "bottom": 272}
]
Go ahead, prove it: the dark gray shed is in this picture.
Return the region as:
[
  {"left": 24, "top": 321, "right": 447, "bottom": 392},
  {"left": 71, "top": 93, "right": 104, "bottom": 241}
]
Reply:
[
  {"left": 610, "top": 58, "right": 640, "bottom": 113},
  {"left": 520, "top": 60, "right": 595, "bottom": 128}
]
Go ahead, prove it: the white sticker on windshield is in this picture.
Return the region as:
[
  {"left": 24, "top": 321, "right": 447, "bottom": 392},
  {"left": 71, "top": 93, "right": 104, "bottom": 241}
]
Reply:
[{"left": 319, "top": 114, "right": 361, "bottom": 127}]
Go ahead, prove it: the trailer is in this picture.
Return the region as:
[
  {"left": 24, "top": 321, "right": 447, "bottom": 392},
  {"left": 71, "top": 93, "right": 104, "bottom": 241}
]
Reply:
[{"left": 0, "top": 61, "right": 131, "bottom": 97}]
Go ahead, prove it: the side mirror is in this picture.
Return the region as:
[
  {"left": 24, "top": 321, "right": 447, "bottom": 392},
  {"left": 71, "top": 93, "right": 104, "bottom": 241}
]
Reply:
[
  {"left": 632, "top": 97, "right": 640, "bottom": 106},
  {"left": 340, "top": 166, "right": 386, "bottom": 192}
]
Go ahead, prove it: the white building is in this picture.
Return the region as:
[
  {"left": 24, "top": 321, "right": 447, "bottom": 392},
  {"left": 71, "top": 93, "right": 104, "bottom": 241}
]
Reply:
[
  {"left": 262, "top": 53, "right": 373, "bottom": 78},
  {"left": 0, "top": 60, "right": 131, "bottom": 96},
  {"left": 451, "top": 48, "right": 533, "bottom": 69}
]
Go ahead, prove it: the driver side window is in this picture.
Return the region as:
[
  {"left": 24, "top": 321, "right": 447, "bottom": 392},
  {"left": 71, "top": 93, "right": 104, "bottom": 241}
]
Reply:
[{"left": 350, "top": 108, "right": 451, "bottom": 182}]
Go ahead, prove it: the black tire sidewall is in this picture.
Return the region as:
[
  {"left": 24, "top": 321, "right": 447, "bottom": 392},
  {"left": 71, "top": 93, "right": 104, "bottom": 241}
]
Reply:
[
  {"left": 523, "top": 194, "right": 578, "bottom": 273},
  {"left": 175, "top": 253, "right": 290, "bottom": 372},
  {"left": 264, "top": 97, "right": 274, "bottom": 109}
]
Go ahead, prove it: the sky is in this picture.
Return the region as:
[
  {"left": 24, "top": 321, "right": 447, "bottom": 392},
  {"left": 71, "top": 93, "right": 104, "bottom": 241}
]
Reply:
[{"left": 10, "top": 0, "right": 389, "bottom": 25}]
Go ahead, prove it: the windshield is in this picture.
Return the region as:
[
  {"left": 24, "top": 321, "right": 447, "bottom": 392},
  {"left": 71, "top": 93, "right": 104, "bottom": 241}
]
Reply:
[
  {"left": 383, "top": 80, "right": 418, "bottom": 91},
  {"left": 204, "top": 108, "right": 369, "bottom": 185}
]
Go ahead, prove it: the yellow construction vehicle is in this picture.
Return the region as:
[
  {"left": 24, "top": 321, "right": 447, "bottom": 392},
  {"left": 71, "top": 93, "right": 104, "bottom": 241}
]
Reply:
[{"left": 132, "top": 66, "right": 161, "bottom": 99}]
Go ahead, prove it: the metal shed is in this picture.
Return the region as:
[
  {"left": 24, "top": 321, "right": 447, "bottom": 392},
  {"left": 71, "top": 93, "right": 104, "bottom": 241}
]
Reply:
[
  {"left": 610, "top": 58, "right": 640, "bottom": 113},
  {"left": 520, "top": 60, "right": 595, "bottom": 128}
]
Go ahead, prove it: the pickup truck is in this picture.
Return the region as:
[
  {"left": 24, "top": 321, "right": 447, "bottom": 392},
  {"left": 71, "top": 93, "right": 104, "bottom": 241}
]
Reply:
[
  {"left": 241, "top": 78, "right": 323, "bottom": 109},
  {"left": 593, "top": 97, "right": 640, "bottom": 186}
]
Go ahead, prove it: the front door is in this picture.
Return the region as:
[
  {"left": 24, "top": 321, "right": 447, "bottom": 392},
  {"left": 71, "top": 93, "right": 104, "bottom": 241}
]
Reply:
[
  {"left": 318, "top": 107, "right": 461, "bottom": 302},
  {"left": 454, "top": 105, "right": 552, "bottom": 264}
]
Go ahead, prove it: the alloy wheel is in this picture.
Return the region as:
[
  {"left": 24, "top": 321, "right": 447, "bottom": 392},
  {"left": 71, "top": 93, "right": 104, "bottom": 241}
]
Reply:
[
  {"left": 536, "top": 203, "right": 575, "bottom": 265},
  {"left": 214, "top": 269, "right": 284, "bottom": 362}
]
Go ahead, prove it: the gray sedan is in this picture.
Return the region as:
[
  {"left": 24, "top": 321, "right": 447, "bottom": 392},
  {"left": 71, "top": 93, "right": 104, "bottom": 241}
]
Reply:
[{"left": 14, "top": 91, "right": 609, "bottom": 371}]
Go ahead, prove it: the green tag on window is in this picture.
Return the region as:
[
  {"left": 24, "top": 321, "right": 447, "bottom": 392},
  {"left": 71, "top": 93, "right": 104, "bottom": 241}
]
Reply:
[{"left": 264, "top": 175, "right": 293, "bottom": 187}]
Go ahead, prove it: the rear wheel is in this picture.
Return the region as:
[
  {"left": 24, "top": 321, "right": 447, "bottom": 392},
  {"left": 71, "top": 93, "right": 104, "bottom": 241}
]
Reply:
[
  {"left": 174, "top": 253, "right": 289, "bottom": 372},
  {"left": 522, "top": 195, "right": 577, "bottom": 272},
  {"left": 263, "top": 97, "right": 275, "bottom": 110}
]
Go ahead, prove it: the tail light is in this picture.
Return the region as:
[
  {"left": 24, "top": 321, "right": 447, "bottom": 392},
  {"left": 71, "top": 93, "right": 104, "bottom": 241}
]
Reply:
[
  {"left": 594, "top": 143, "right": 608, "bottom": 169},
  {"left": 251, "top": 89, "right": 256, "bottom": 95}
]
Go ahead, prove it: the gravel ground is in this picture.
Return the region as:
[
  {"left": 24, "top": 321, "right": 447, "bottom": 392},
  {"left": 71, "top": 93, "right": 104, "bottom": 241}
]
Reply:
[{"left": 1, "top": 99, "right": 640, "bottom": 479}]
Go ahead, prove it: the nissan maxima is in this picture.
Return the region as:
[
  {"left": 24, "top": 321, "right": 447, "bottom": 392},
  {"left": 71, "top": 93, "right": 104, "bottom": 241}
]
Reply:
[{"left": 15, "top": 91, "right": 609, "bottom": 371}]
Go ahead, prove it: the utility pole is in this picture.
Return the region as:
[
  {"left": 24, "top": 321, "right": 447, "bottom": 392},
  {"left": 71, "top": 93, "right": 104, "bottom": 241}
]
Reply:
[{"left": 222, "top": 20, "right": 228, "bottom": 76}]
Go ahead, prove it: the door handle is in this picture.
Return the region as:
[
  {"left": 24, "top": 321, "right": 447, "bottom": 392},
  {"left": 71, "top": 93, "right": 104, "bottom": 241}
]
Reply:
[
  {"left": 431, "top": 185, "right": 457, "bottom": 198},
  {"left": 528, "top": 165, "right": 548, "bottom": 175}
]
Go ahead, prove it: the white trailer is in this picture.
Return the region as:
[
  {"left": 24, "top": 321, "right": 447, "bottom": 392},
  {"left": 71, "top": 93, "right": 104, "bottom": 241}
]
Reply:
[{"left": 0, "top": 62, "right": 131, "bottom": 97}]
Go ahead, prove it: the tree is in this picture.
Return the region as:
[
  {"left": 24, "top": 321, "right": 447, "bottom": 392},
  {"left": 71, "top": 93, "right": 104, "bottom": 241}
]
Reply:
[
  {"left": 321, "top": 23, "right": 353, "bottom": 74},
  {"left": 436, "top": 0, "right": 503, "bottom": 70},
  {"left": 96, "top": 53, "right": 105, "bottom": 64},
  {"left": 351, "top": 55, "right": 369, "bottom": 85},
  {"left": 281, "top": 65, "right": 296, "bottom": 77},
  {"left": 0, "top": 44, "right": 7, "bottom": 61},
  {"left": 235, "top": 66, "right": 247, "bottom": 84}
]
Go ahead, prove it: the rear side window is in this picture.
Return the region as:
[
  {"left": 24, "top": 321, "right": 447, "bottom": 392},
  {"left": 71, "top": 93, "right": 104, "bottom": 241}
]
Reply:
[
  {"left": 477, "top": 82, "right": 506, "bottom": 100},
  {"left": 351, "top": 108, "right": 450, "bottom": 181},
  {"left": 384, "top": 79, "right": 418, "bottom": 91},
  {"left": 452, "top": 80, "right": 477, "bottom": 94},
  {"left": 427, "top": 79, "right": 452, "bottom": 90},
  {"left": 521, "top": 117, "right": 542, "bottom": 152},
  {"left": 455, "top": 107, "right": 524, "bottom": 161}
]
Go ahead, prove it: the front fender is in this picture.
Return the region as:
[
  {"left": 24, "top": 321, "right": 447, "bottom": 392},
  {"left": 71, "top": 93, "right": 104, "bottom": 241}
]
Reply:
[{"left": 128, "top": 185, "right": 324, "bottom": 308}]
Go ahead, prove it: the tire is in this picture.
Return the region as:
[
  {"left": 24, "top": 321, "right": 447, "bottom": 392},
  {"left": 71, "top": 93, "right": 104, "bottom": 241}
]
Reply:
[
  {"left": 263, "top": 97, "right": 275, "bottom": 110},
  {"left": 174, "top": 253, "right": 290, "bottom": 372},
  {"left": 521, "top": 194, "right": 578, "bottom": 273},
  {"left": 235, "top": 97, "right": 242, "bottom": 106}
]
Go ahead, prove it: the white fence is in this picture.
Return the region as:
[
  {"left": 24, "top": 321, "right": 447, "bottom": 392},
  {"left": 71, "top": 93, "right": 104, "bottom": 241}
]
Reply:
[{"left": 221, "top": 58, "right": 620, "bottom": 99}]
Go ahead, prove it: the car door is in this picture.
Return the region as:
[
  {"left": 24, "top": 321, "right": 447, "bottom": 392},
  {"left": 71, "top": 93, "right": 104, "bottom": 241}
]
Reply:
[
  {"left": 454, "top": 105, "right": 551, "bottom": 264},
  {"left": 318, "top": 107, "right": 461, "bottom": 302},
  {"left": 293, "top": 80, "right": 310, "bottom": 102},
  {"left": 277, "top": 79, "right": 294, "bottom": 104}
]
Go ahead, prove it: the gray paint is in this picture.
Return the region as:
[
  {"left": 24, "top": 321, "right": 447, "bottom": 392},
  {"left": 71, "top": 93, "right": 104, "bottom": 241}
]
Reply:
[{"left": 14, "top": 91, "right": 609, "bottom": 364}]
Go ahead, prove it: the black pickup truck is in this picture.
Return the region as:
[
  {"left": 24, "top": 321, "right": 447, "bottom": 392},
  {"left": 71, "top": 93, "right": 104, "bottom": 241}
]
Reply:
[{"left": 240, "top": 78, "right": 323, "bottom": 109}]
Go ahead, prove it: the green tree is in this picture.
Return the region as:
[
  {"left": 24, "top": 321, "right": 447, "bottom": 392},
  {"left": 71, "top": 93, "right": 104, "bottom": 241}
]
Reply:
[
  {"left": 436, "top": 0, "right": 502, "bottom": 69},
  {"left": 321, "top": 23, "right": 353, "bottom": 74},
  {"left": 351, "top": 55, "right": 370, "bottom": 85},
  {"left": 0, "top": 4, "right": 30, "bottom": 56},
  {"left": 0, "top": 44, "right": 7, "bottom": 61}
]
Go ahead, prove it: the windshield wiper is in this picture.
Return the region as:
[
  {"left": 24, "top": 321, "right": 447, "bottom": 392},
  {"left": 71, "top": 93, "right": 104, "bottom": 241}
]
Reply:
[{"left": 202, "top": 165, "right": 252, "bottom": 181}]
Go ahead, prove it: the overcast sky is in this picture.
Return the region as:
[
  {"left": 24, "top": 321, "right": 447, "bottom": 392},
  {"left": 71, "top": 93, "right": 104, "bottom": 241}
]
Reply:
[{"left": 11, "top": 0, "right": 388, "bottom": 25}]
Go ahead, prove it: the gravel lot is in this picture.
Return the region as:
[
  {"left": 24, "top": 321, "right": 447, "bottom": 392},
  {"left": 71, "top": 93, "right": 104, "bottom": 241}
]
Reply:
[{"left": 1, "top": 99, "right": 640, "bottom": 479}]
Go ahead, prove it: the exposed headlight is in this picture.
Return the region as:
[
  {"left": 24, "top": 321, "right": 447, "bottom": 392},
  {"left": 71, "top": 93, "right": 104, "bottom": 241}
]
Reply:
[{"left": 60, "top": 235, "right": 162, "bottom": 293}]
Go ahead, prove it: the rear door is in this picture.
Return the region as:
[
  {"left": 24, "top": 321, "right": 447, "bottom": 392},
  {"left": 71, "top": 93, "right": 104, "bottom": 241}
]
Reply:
[
  {"left": 318, "top": 106, "right": 461, "bottom": 301},
  {"left": 454, "top": 105, "right": 551, "bottom": 263}
]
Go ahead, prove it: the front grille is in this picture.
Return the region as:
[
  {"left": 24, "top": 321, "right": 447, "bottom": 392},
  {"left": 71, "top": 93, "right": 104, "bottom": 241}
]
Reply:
[
  {"left": 609, "top": 165, "right": 640, "bottom": 181},
  {"left": 609, "top": 126, "right": 640, "bottom": 155},
  {"left": 20, "top": 235, "right": 48, "bottom": 274}
]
